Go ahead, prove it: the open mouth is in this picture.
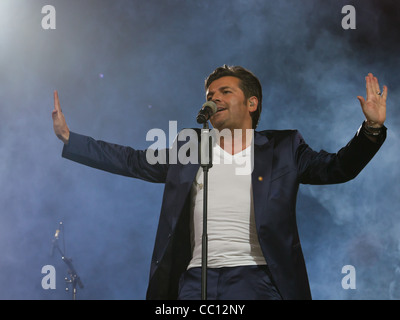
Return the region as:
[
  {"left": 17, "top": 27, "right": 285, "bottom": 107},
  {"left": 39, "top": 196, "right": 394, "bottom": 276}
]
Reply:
[{"left": 216, "top": 107, "right": 227, "bottom": 113}]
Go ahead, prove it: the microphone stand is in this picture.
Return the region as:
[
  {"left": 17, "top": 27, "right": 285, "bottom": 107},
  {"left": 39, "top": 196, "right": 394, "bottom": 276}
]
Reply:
[
  {"left": 199, "top": 121, "right": 213, "bottom": 300},
  {"left": 52, "top": 222, "right": 84, "bottom": 300},
  {"left": 62, "top": 254, "right": 84, "bottom": 300}
]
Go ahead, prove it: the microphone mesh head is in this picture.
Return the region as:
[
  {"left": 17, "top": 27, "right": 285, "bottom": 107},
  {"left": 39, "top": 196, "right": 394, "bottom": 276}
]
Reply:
[
  {"left": 197, "top": 101, "right": 217, "bottom": 124},
  {"left": 202, "top": 101, "right": 217, "bottom": 114}
]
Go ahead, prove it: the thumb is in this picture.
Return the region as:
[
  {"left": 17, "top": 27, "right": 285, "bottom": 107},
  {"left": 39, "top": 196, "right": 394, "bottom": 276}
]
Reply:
[
  {"left": 51, "top": 109, "right": 59, "bottom": 120},
  {"left": 357, "top": 96, "right": 365, "bottom": 107}
]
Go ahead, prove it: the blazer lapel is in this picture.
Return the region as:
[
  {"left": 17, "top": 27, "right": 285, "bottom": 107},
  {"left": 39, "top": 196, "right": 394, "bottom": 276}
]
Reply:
[
  {"left": 252, "top": 131, "right": 274, "bottom": 232},
  {"left": 170, "top": 162, "right": 199, "bottom": 227}
]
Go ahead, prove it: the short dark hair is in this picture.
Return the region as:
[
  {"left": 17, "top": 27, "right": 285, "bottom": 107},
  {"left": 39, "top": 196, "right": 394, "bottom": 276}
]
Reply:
[{"left": 205, "top": 65, "right": 262, "bottom": 129}]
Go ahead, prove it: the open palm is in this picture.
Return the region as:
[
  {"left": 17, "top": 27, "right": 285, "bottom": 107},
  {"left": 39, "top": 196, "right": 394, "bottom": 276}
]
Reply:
[{"left": 357, "top": 73, "right": 387, "bottom": 128}]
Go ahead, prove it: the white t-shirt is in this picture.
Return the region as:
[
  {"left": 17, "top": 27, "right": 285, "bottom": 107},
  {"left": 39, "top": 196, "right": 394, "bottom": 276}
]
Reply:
[{"left": 187, "top": 143, "right": 266, "bottom": 269}]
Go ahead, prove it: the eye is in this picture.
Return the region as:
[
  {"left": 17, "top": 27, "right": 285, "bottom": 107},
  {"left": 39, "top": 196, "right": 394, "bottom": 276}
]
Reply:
[{"left": 223, "top": 90, "right": 231, "bottom": 94}]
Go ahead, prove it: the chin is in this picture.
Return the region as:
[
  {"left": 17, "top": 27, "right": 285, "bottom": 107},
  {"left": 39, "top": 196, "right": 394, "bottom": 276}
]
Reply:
[{"left": 210, "top": 121, "right": 224, "bottom": 130}]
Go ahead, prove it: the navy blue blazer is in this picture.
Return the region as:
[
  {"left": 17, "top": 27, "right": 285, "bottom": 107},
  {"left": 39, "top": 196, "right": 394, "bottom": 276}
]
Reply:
[{"left": 62, "top": 124, "right": 386, "bottom": 299}]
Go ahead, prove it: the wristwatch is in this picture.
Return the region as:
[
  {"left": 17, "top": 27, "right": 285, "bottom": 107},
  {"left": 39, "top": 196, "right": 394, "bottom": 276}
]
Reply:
[{"left": 362, "top": 121, "right": 383, "bottom": 136}]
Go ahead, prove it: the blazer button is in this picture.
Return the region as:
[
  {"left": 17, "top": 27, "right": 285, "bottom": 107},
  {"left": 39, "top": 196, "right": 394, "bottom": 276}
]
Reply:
[{"left": 258, "top": 176, "right": 263, "bottom": 181}]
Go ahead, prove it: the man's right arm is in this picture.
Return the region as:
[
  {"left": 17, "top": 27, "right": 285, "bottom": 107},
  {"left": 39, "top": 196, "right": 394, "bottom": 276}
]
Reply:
[
  {"left": 62, "top": 132, "right": 169, "bottom": 183},
  {"left": 52, "top": 91, "right": 169, "bottom": 183}
]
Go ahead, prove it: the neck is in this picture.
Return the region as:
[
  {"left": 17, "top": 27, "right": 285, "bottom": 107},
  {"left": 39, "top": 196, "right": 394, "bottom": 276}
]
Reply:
[{"left": 217, "top": 128, "right": 253, "bottom": 155}]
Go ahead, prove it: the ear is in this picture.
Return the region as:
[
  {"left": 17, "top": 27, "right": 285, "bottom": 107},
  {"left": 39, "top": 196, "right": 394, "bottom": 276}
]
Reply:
[{"left": 247, "top": 96, "right": 258, "bottom": 113}]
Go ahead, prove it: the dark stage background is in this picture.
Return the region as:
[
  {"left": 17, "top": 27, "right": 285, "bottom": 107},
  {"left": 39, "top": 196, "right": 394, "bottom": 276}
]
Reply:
[{"left": 0, "top": 0, "right": 399, "bottom": 300}]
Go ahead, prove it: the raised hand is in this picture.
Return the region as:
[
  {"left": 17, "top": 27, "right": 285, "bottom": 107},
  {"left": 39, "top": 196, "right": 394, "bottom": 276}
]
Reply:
[
  {"left": 52, "top": 90, "right": 70, "bottom": 144},
  {"left": 357, "top": 73, "right": 387, "bottom": 128}
]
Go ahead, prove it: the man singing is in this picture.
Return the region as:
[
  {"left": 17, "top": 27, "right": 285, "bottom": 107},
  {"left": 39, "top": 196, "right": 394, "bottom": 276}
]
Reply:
[{"left": 52, "top": 65, "right": 387, "bottom": 299}]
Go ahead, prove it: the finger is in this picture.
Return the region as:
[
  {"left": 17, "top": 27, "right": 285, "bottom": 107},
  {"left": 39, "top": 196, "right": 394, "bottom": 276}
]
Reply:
[
  {"left": 54, "top": 90, "right": 61, "bottom": 112},
  {"left": 357, "top": 96, "right": 365, "bottom": 107},
  {"left": 366, "top": 75, "right": 374, "bottom": 100},
  {"left": 382, "top": 85, "right": 388, "bottom": 101},
  {"left": 372, "top": 75, "right": 381, "bottom": 95},
  {"left": 368, "top": 73, "right": 382, "bottom": 95}
]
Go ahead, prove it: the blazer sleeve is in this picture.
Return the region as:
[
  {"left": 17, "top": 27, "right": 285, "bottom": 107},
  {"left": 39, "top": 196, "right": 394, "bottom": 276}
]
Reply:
[
  {"left": 61, "top": 131, "right": 169, "bottom": 183},
  {"left": 295, "top": 123, "right": 387, "bottom": 185}
]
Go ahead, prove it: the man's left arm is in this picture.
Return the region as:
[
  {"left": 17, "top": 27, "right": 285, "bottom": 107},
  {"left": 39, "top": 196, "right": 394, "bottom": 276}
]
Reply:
[{"left": 296, "top": 73, "right": 388, "bottom": 185}]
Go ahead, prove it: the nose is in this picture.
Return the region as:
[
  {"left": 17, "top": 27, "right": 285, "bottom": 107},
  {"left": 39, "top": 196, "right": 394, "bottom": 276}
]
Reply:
[{"left": 211, "top": 92, "right": 222, "bottom": 104}]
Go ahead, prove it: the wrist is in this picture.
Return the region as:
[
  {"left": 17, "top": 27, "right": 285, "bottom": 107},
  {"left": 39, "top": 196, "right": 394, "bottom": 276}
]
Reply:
[
  {"left": 365, "top": 119, "right": 383, "bottom": 129},
  {"left": 362, "top": 121, "right": 382, "bottom": 137},
  {"left": 58, "top": 129, "right": 70, "bottom": 145}
]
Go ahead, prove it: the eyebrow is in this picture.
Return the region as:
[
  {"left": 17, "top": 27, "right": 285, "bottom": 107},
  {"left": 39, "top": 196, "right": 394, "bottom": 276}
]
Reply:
[{"left": 206, "top": 86, "right": 234, "bottom": 100}]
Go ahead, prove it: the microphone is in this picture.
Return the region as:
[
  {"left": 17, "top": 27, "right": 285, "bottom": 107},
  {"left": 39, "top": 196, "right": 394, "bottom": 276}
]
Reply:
[
  {"left": 196, "top": 101, "right": 217, "bottom": 124},
  {"left": 50, "top": 222, "right": 62, "bottom": 257}
]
